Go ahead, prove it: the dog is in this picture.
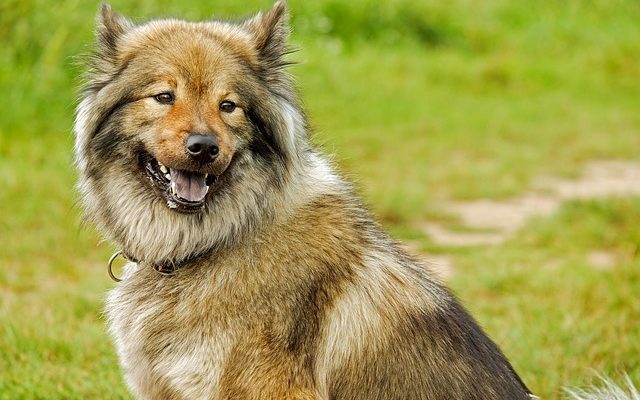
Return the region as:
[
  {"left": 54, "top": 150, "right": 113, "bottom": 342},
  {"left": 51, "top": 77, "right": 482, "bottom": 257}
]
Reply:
[{"left": 74, "top": 2, "right": 537, "bottom": 399}]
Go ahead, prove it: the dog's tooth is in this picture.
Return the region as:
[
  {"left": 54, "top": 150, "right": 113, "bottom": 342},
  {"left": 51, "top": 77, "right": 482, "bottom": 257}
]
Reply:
[
  {"left": 204, "top": 173, "right": 208, "bottom": 178},
  {"left": 165, "top": 173, "right": 171, "bottom": 180},
  {"left": 160, "top": 165, "right": 168, "bottom": 174},
  {"left": 171, "top": 181, "right": 176, "bottom": 194}
]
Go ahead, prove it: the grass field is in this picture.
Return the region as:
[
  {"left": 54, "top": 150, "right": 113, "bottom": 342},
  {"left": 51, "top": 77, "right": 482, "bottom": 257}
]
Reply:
[{"left": 1, "top": 0, "right": 639, "bottom": 398}]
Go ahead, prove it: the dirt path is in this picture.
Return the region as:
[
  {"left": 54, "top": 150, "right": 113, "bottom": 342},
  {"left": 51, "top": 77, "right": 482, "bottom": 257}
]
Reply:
[{"left": 417, "top": 161, "right": 640, "bottom": 279}]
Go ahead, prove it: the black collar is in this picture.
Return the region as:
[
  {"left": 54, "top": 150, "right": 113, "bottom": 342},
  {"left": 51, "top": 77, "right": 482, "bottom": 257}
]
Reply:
[{"left": 107, "top": 250, "right": 183, "bottom": 282}]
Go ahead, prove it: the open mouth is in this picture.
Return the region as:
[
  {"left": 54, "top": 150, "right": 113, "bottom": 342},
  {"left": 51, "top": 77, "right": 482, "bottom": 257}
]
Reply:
[{"left": 143, "top": 156, "right": 218, "bottom": 213}]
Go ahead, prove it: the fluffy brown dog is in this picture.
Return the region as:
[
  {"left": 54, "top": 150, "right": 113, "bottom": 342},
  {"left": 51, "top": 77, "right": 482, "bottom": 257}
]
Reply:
[{"left": 75, "top": 2, "right": 534, "bottom": 399}]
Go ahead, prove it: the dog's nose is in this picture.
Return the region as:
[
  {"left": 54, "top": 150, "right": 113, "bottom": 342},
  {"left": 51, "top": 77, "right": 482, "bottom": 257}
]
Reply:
[{"left": 186, "top": 134, "right": 219, "bottom": 164}]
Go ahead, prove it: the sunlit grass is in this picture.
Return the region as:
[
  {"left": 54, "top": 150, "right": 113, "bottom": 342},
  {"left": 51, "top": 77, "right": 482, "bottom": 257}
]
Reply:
[
  {"left": 451, "top": 198, "right": 640, "bottom": 398},
  {"left": 1, "top": 0, "right": 639, "bottom": 398}
]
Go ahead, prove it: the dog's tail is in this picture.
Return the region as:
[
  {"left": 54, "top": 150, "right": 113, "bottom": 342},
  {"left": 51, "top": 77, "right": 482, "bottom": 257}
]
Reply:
[{"left": 565, "top": 375, "right": 639, "bottom": 400}]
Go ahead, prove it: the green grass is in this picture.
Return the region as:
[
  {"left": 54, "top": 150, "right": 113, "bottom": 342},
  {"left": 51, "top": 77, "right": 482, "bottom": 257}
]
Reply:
[
  {"left": 1, "top": 0, "right": 639, "bottom": 398},
  {"left": 451, "top": 198, "right": 640, "bottom": 395}
]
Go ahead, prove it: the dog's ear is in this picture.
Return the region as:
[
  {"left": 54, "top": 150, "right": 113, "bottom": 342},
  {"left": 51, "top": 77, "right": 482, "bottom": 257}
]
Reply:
[
  {"left": 243, "top": 0, "right": 290, "bottom": 68},
  {"left": 96, "top": 4, "right": 134, "bottom": 56}
]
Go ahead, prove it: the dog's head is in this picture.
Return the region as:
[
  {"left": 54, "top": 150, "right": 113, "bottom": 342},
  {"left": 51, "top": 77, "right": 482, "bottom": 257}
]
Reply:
[{"left": 75, "top": 2, "right": 311, "bottom": 262}]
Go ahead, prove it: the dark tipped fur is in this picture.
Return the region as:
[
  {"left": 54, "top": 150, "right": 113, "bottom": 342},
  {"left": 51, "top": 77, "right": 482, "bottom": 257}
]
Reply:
[
  {"left": 75, "top": 2, "right": 534, "bottom": 399},
  {"left": 243, "top": 1, "right": 295, "bottom": 79}
]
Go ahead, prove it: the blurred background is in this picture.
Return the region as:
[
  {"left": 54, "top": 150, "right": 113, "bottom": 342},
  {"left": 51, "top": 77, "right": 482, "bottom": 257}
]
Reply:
[{"left": 1, "top": 0, "right": 639, "bottom": 398}]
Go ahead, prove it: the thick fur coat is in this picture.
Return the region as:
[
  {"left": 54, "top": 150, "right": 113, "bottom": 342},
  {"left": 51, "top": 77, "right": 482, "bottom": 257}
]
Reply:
[{"left": 75, "top": 2, "right": 533, "bottom": 399}]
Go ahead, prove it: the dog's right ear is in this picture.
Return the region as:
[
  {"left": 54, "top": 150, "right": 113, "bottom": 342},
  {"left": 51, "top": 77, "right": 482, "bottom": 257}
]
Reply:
[
  {"left": 242, "top": 1, "right": 290, "bottom": 68},
  {"left": 96, "top": 4, "right": 134, "bottom": 56}
]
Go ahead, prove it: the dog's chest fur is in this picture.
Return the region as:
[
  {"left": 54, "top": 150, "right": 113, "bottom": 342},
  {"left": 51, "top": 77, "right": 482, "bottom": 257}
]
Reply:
[
  {"left": 105, "top": 199, "right": 363, "bottom": 399},
  {"left": 107, "top": 261, "right": 236, "bottom": 399}
]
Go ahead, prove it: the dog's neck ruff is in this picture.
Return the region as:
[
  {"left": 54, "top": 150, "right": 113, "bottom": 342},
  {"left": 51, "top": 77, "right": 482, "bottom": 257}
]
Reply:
[{"left": 107, "top": 249, "right": 191, "bottom": 282}]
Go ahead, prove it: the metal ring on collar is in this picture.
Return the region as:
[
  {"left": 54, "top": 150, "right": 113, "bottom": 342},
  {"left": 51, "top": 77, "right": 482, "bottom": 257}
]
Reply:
[{"left": 108, "top": 250, "right": 126, "bottom": 282}]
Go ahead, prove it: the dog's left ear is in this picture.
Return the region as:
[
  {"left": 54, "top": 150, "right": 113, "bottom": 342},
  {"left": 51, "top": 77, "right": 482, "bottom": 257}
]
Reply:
[
  {"left": 97, "top": 4, "right": 134, "bottom": 58},
  {"left": 243, "top": 0, "right": 289, "bottom": 67}
]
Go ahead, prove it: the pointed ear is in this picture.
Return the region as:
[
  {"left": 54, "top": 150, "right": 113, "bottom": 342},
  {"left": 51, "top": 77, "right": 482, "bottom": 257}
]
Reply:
[
  {"left": 243, "top": 0, "right": 290, "bottom": 65},
  {"left": 97, "top": 3, "right": 134, "bottom": 54}
]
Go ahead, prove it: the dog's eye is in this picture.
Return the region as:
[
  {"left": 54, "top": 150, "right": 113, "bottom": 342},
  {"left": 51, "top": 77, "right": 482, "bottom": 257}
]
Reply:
[
  {"left": 219, "top": 100, "right": 236, "bottom": 113},
  {"left": 154, "top": 92, "right": 174, "bottom": 105}
]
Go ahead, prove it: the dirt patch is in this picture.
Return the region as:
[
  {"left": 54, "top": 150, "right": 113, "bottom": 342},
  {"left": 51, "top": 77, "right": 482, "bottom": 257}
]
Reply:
[
  {"left": 425, "top": 254, "right": 455, "bottom": 280},
  {"left": 544, "top": 161, "right": 640, "bottom": 199},
  {"left": 420, "top": 161, "right": 640, "bottom": 247},
  {"left": 586, "top": 251, "right": 618, "bottom": 270},
  {"left": 421, "top": 224, "right": 505, "bottom": 246},
  {"left": 400, "top": 241, "right": 454, "bottom": 280}
]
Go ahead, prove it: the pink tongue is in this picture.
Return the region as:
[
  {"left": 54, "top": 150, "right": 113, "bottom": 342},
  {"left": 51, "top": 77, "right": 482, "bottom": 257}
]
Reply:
[{"left": 170, "top": 168, "right": 208, "bottom": 202}]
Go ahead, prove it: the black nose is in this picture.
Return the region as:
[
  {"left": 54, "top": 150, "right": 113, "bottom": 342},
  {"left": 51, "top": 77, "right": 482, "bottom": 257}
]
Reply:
[{"left": 186, "top": 134, "right": 219, "bottom": 164}]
